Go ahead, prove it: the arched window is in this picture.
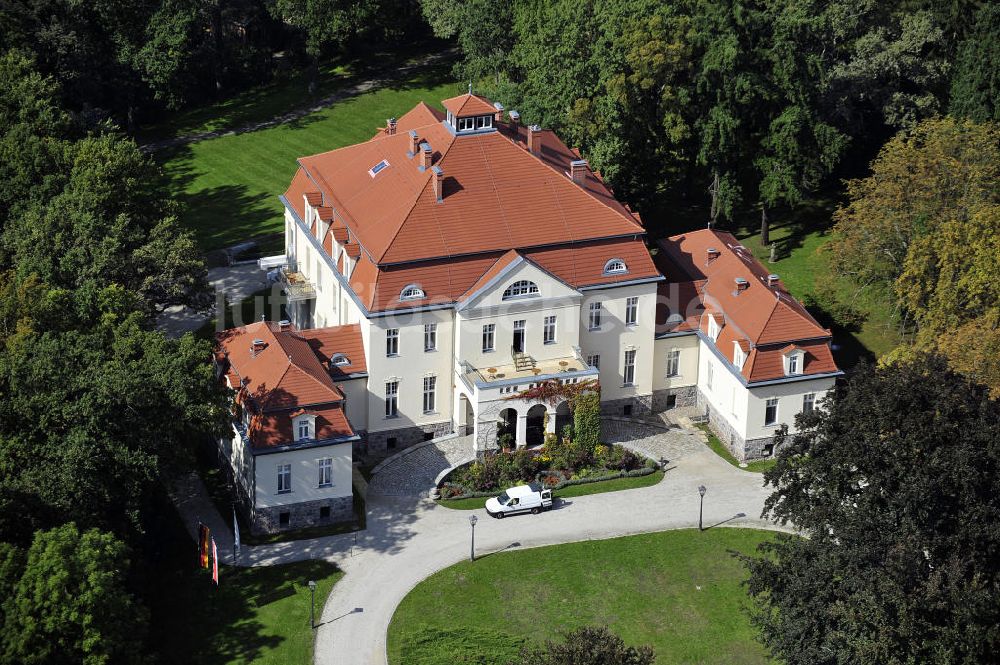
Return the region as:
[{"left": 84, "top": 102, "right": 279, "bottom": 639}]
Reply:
[
  {"left": 502, "top": 280, "right": 540, "bottom": 300},
  {"left": 399, "top": 284, "right": 425, "bottom": 301},
  {"left": 330, "top": 353, "right": 350, "bottom": 367},
  {"left": 603, "top": 258, "right": 628, "bottom": 275}
]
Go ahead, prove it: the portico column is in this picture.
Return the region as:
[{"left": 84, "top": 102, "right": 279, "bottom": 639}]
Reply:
[
  {"left": 545, "top": 408, "right": 557, "bottom": 434},
  {"left": 516, "top": 414, "right": 528, "bottom": 448}
]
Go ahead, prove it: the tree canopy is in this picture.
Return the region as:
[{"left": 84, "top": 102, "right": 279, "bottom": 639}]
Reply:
[{"left": 745, "top": 355, "right": 1000, "bottom": 663}]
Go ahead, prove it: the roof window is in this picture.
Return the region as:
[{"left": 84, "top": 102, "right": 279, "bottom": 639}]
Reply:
[
  {"left": 503, "top": 280, "right": 539, "bottom": 300},
  {"left": 603, "top": 258, "right": 628, "bottom": 275},
  {"left": 399, "top": 284, "right": 426, "bottom": 301},
  {"left": 330, "top": 353, "right": 351, "bottom": 367},
  {"left": 368, "top": 159, "right": 390, "bottom": 177}
]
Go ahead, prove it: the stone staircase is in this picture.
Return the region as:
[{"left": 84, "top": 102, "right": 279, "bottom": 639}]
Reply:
[{"left": 512, "top": 348, "right": 535, "bottom": 372}]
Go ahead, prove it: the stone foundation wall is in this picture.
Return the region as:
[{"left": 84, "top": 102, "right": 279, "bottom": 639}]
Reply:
[
  {"left": 359, "top": 420, "right": 453, "bottom": 463},
  {"left": 651, "top": 386, "right": 698, "bottom": 412},
  {"left": 251, "top": 495, "right": 353, "bottom": 535},
  {"left": 599, "top": 393, "right": 653, "bottom": 418},
  {"left": 695, "top": 389, "right": 777, "bottom": 462}
]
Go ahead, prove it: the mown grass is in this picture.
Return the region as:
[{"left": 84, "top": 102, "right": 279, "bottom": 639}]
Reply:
[
  {"left": 155, "top": 61, "right": 459, "bottom": 251},
  {"left": 696, "top": 424, "right": 776, "bottom": 473},
  {"left": 387, "top": 528, "right": 775, "bottom": 665},
  {"left": 437, "top": 470, "right": 666, "bottom": 510}
]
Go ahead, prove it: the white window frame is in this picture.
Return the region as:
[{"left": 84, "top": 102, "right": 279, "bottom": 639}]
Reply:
[
  {"left": 318, "top": 457, "right": 333, "bottom": 488},
  {"left": 603, "top": 258, "right": 628, "bottom": 275},
  {"left": 457, "top": 116, "right": 476, "bottom": 132},
  {"left": 707, "top": 315, "right": 721, "bottom": 340},
  {"left": 802, "top": 392, "right": 816, "bottom": 414},
  {"left": 587, "top": 354, "right": 600, "bottom": 369},
  {"left": 543, "top": 315, "right": 556, "bottom": 344},
  {"left": 665, "top": 349, "right": 680, "bottom": 377},
  {"left": 502, "top": 280, "right": 540, "bottom": 300},
  {"left": 706, "top": 361, "right": 714, "bottom": 391},
  {"left": 400, "top": 284, "right": 425, "bottom": 301},
  {"left": 475, "top": 115, "right": 493, "bottom": 129},
  {"left": 786, "top": 351, "right": 803, "bottom": 375},
  {"left": 733, "top": 342, "right": 746, "bottom": 369},
  {"left": 424, "top": 323, "right": 437, "bottom": 352},
  {"left": 386, "top": 328, "right": 399, "bottom": 357},
  {"left": 482, "top": 324, "right": 495, "bottom": 352},
  {"left": 625, "top": 296, "right": 638, "bottom": 326},
  {"left": 277, "top": 463, "right": 291, "bottom": 494},
  {"left": 588, "top": 302, "right": 602, "bottom": 331},
  {"left": 330, "top": 353, "right": 350, "bottom": 367},
  {"left": 423, "top": 376, "right": 436, "bottom": 414},
  {"left": 765, "top": 397, "right": 779, "bottom": 426},
  {"left": 623, "top": 349, "right": 636, "bottom": 386},
  {"left": 385, "top": 381, "right": 399, "bottom": 418}
]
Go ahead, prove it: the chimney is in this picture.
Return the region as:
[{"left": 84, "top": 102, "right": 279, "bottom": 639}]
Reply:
[
  {"left": 408, "top": 130, "right": 419, "bottom": 157},
  {"left": 493, "top": 102, "right": 504, "bottom": 125},
  {"left": 387, "top": 117, "right": 397, "bottom": 136},
  {"left": 570, "top": 159, "right": 588, "bottom": 184},
  {"left": 706, "top": 247, "right": 720, "bottom": 261},
  {"left": 432, "top": 165, "right": 444, "bottom": 202},
  {"left": 250, "top": 338, "right": 267, "bottom": 356},
  {"left": 419, "top": 142, "right": 432, "bottom": 170},
  {"left": 527, "top": 124, "right": 541, "bottom": 155},
  {"left": 279, "top": 319, "right": 291, "bottom": 331},
  {"left": 509, "top": 110, "right": 520, "bottom": 129},
  {"left": 734, "top": 277, "right": 749, "bottom": 293},
  {"left": 767, "top": 274, "right": 780, "bottom": 288}
]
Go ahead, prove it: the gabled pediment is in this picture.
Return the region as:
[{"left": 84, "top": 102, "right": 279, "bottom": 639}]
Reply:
[{"left": 457, "top": 251, "right": 581, "bottom": 312}]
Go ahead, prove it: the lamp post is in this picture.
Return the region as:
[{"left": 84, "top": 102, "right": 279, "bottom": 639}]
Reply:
[
  {"left": 308, "top": 580, "right": 317, "bottom": 629},
  {"left": 469, "top": 514, "right": 478, "bottom": 562},
  {"left": 698, "top": 485, "right": 707, "bottom": 531}
]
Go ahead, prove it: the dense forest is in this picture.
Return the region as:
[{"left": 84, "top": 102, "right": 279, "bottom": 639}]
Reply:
[{"left": 0, "top": 0, "right": 997, "bottom": 661}]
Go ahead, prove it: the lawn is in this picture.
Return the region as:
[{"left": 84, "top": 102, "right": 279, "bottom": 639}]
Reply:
[
  {"left": 697, "top": 424, "right": 776, "bottom": 473},
  {"left": 156, "top": 60, "right": 459, "bottom": 252},
  {"left": 437, "top": 469, "right": 666, "bottom": 510},
  {"left": 142, "top": 489, "right": 341, "bottom": 664},
  {"left": 387, "top": 528, "right": 775, "bottom": 664}
]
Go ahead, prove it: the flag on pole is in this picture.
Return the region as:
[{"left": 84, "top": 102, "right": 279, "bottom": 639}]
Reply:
[
  {"left": 211, "top": 537, "right": 219, "bottom": 585},
  {"left": 233, "top": 507, "right": 241, "bottom": 561},
  {"left": 198, "top": 523, "right": 210, "bottom": 569}
]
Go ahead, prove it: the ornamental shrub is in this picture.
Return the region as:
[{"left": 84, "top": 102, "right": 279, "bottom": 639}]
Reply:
[{"left": 573, "top": 392, "right": 601, "bottom": 450}]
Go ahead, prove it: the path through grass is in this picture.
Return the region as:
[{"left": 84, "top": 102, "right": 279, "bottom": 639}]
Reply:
[{"left": 388, "top": 528, "right": 775, "bottom": 664}]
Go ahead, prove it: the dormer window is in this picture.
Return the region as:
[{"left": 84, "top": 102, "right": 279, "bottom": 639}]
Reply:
[
  {"left": 330, "top": 353, "right": 350, "bottom": 367},
  {"left": 503, "top": 280, "right": 539, "bottom": 300},
  {"left": 782, "top": 347, "right": 805, "bottom": 376},
  {"left": 733, "top": 342, "right": 746, "bottom": 369},
  {"left": 455, "top": 114, "right": 493, "bottom": 133},
  {"left": 293, "top": 412, "right": 317, "bottom": 442},
  {"left": 399, "top": 284, "right": 425, "bottom": 301},
  {"left": 603, "top": 258, "right": 628, "bottom": 275},
  {"left": 707, "top": 314, "right": 722, "bottom": 341}
]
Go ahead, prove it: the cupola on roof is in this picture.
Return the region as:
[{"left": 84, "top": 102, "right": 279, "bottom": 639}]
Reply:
[{"left": 441, "top": 93, "right": 499, "bottom": 118}]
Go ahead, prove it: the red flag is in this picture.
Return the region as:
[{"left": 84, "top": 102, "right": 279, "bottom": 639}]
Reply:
[
  {"left": 198, "top": 523, "right": 210, "bottom": 569},
  {"left": 211, "top": 537, "right": 219, "bottom": 585}
]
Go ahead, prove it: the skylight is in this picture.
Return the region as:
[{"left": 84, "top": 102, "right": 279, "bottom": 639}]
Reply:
[{"left": 368, "top": 159, "right": 389, "bottom": 177}]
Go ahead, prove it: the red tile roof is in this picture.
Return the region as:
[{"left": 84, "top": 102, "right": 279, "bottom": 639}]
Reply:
[
  {"left": 441, "top": 93, "right": 497, "bottom": 117},
  {"left": 656, "top": 230, "right": 839, "bottom": 383},
  {"left": 215, "top": 321, "right": 363, "bottom": 449},
  {"left": 298, "top": 324, "right": 367, "bottom": 378}
]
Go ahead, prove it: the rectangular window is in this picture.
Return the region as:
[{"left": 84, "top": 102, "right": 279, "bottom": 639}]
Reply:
[
  {"left": 802, "top": 393, "right": 816, "bottom": 414},
  {"left": 588, "top": 302, "right": 602, "bottom": 331},
  {"left": 706, "top": 361, "right": 714, "bottom": 391},
  {"left": 765, "top": 398, "right": 779, "bottom": 426},
  {"left": 318, "top": 458, "right": 333, "bottom": 487},
  {"left": 587, "top": 354, "right": 600, "bottom": 369},
  {"left": 315, "top": 258, "right": 322, "bottom": 292},
  {"left": 277, "top": 464, "right": 291, "bottom": 494},
  {"left": 297, "top": 419, "right": 310, "bottom": 441},
  {"left": 543, "top": 315, "right": 557, "bottom": 344},
  {"left": 788, "top": 354, "right": 799, "bottom": 374},
  {"left": 665, "top": 349, "right": 680, "bottom": 377},
  {"left": 424, "top": 323, "right": 437, "bottom": 352},
  {"left": 623, "top": 349, "right": 636, "bottom": 386},
  {"left": 708, "top": 316, "right": 720, "bottom": 340},
  {"left": 386, "top": 328, "right": 399, "bottom": 356},
  {"left": 482, "top": 324, "right": 495, "bottom": 352},
  {"left": 385, "top": 381, "right": 398, "bottom": 418},
  {"left": 423, "top": 376, "right": 437, "bottom": 413},
  {"left": 625, "top": 297, "right": 638, "bottom": 326}
]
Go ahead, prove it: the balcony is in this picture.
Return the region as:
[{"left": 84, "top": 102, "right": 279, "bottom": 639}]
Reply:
[
  {"left": 462, "top": 353, "right": 596, "bottom": 390},
  {"left": 280, "top": 268, "right": 316, "bottom": 302}
]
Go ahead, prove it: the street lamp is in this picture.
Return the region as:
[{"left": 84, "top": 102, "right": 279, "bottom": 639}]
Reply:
[
  {"left": 308, "top": 580, "right": 317, "bottom": 629},
  {"left": 469, "top": 514, "right": 478, "bottom": 562},
  {"left": 698, "top": 485, "right": 707, "bottom": 531}
]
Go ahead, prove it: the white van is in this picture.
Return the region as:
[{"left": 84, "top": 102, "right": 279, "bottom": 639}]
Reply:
[{"left": 485, "top": 484, "right": 553, "bottom": 518}]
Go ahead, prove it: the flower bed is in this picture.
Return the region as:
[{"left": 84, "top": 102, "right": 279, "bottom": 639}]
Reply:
[{"left": 439, "top": 437, "right": 657, "bottom": 500}]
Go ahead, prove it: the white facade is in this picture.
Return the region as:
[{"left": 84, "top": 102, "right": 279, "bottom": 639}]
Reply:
[{"left": 253, "top": 442, "right": 352, "bottom": 509}]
